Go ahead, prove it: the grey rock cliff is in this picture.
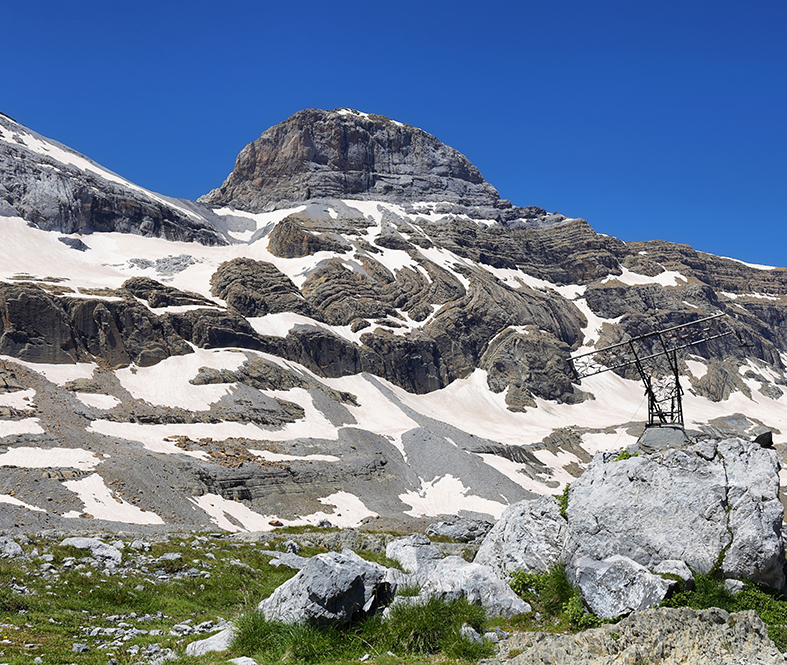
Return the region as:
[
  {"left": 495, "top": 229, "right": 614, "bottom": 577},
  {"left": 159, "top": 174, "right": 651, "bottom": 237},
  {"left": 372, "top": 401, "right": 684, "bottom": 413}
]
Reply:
[
  {"left": 199, "top": 108, "right": 562, "bottom": 225},
  {"left": 0, "top": 114, "right": 224, "bottom": 245},
  {"left": 200, "top": 108, "right": 499, "bottom": 210}
]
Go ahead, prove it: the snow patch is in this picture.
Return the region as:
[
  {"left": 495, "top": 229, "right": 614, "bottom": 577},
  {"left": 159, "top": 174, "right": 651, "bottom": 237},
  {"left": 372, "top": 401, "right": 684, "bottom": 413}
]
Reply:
[
  {"left": 62, "top": 473, "right": 164, "bottom": 524},
  {"left": 0, "top": 495, "right": 46, "bottom": 513},
  {"left": 477, "top": 454, "right": 561, "bottom": 495},
  {"left": 0, "top": 418, "right": 45, "bottom": 437},
  {"left": 685, "top": 359, "right": 708, "bottom": 379},
  {"left": 0, "top": 389, "right": 36, "bottom": 409},
  {"left": 399, "top": 474, "right": 507, "bottom": 519},
  {"left": 4, "top": 356, "right": 97, "bottom": 385},
  {"left": 250, "top": 450, "right": 340, "bottom": 463},
  {"left": 602, "top": 266, "right": 686, "bottom": 287},
  {"left": 248, "top": 313, "right": 323, "bottom": 338},
  {"left": 303, "top": 492, "right": 379, "bottom": 529},
  {"left": 74, "top": 393, "right": 120, "bottom": 410},
  {"left": 0, "top": 446, "right": 102, "bottom": 470},
  {"left": 190, "top": 494, "right": 280, "bottom": 532},
  {"left": 721, "top": 256, "right": 776, "bottom": 271},
  {"left": 115, "top": 349, "right": 247, "bottom": 410},
  {"left": 580, "top": 430, "right": 639, "bottom": 455}
]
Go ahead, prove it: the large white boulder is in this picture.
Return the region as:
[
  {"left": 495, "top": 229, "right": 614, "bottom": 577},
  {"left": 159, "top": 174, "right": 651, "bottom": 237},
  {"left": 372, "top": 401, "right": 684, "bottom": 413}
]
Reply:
[
  {"left": 413, "top": 556, "right": 531, "bottom": 618},
  {"left": 564, "top": 438, "right": 785, "bottom": 590},
  {"left": 474, "top": 495, "right": 566, "bottom": 578},
  {"left": 60, "top": 537, "right": 122, "bottom": 565},
  {"left": 574, "top": 555, "right": 677, "bottom": 619},
  {"left": 385, "top": 534, "right": 443, "bottom": 573}
]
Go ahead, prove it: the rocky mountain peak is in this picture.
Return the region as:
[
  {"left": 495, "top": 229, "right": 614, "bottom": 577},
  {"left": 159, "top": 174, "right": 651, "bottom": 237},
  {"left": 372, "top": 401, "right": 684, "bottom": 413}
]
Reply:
[{"left": 200, "top": 108, "right": 510, "bottom": 213}]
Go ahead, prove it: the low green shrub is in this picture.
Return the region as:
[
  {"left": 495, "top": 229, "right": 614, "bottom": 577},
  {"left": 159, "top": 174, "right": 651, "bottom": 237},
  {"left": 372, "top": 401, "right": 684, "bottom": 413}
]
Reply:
[
  {"left": 510, "top": 563, "right": 603, "bottom": 631},
  {"left": 555, "top": 484, "right": 570, "bottom": 519},
  {"left": 612, "top": 449, "right": 638, "bottom": 462}
]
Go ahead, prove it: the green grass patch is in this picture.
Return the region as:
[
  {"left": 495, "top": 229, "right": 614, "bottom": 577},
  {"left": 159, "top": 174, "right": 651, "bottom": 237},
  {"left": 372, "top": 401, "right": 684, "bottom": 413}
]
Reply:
[
  {"left": 555, "top": 484, "right": 570, "bottom": 520},
  {"left": 233, "top": 597, "right": 494, "bottom": 664}
]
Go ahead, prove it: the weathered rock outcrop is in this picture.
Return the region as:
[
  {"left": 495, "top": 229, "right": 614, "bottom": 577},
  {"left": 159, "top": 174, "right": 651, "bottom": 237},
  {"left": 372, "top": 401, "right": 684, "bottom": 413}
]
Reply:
[
  {"left": 574, "top": 555, "right": 676, "bottom": 619},
  {"left": 0, "top": 282, "right": 193, "bottom": 366},
  {"left": 501, "top": 607, "right": 784, "bottom": 665},
  {"left": 426, "top": 518, "right": 493, "bottom": 543},
  {"left": 267, "top": 215, "right": 349, "bottom": 258},
  {"left": 407, "top": 556, "right": 532, "bottom": 618},
  {"left": 480, "top": 328, "right": 589, "bottom": 410},
  {"left": 258, "top": 549, "right": 393, "bottom": 626},
  {"left": 122, "top": 276, "right": 214, "bottom": 308},
  {"left": 564, "top": 438, "right": 785, "bottom": 590},
  {"left": 199, "top": 108, "right": 515, "bottom": 214},
  {"left": 165, "top": 308, "right": 264, "bottom": 352},
  {"left": 210, "top": 257, "right": 319, "bottom": 318},
  {"left": 385, "top": 534, "right": 443, "bottom": 573},
  {"left": 0, "top": 114, "right": 224, "bottom": 245},
  {"left": 474, "top": 496, "right": 567, "bottom": 578}
]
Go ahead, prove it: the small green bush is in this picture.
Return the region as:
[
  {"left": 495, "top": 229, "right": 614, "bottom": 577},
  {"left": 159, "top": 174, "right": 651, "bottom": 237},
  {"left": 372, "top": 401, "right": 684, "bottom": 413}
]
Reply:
[
  {"left": 510, "top": 563, "right": 604, "bottom": 631},
  {"left": 613, "top": 449, "right": 639, "bottom": 462},
  {"left": 387, "top": 596, "right": 487, "bottom": 654},
  {"left": 511, "top": 564, "right": 573, "bottom": 616},
  {"left": 555, "top": 484, "right": 570, "bottom": 519}
]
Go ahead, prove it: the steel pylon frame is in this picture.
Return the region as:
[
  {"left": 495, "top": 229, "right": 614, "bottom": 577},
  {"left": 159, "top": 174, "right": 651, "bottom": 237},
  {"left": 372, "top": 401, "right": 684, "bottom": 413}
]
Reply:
[{"left": 569, "top": 313, "right": 736, "bottom": 428}]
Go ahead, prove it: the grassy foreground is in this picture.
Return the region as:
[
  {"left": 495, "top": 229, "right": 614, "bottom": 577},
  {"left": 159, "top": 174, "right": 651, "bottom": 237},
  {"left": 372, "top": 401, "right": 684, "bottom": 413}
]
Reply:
[
  {"left": 0, "top": 532, "right": 494, "bottom": 665},
  {"left": 3, "top": 530, "right": 787, "bottom": 665}
]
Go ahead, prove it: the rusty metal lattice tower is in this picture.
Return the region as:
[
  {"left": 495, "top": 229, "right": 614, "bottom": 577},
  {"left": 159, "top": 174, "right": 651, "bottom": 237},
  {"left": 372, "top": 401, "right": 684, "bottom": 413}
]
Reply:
[{"left": 569, "top": 313, "right": 737, "bottom": 428}]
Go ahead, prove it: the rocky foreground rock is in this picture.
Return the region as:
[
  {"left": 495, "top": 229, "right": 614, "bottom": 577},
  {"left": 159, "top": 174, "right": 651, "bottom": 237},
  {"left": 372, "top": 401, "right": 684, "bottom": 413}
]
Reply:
[
  {"left": 475, "top": 436, "right": 786, "bottom": 621},
  {"left": 495, "top": 607, "right": 784, "bottom": 665},
  {"left": 565, "top": 438, "right": 785, "bottom": 590}
]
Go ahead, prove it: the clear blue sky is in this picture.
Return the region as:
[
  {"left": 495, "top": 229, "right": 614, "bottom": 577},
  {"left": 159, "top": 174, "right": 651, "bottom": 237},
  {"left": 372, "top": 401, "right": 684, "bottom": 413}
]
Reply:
[{"left": 4, "top": 1, "right": 786, "bottom": 266}]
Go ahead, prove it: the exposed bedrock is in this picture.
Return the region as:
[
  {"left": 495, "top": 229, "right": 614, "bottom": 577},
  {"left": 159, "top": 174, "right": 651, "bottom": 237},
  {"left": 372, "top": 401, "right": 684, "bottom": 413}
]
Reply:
[
  {"left": 266, "top": 215, "right": 350, "bottom": 258},
  {"left": 0, "top": 116, "right": 224, "bottom": 245},
  {"left": 422, "top": 269, "right": 585, "bottom": 381},
  {"left": 422, "top": 217, "right": 627, "bottom": 282},
  {"left": 259, "top": 327, "right": 451, "bottom": 395},
  {"left": 480, "top": 328, "right": 590, "bottom": 410},
  {"left": 165, "top": 308, "right": 265, "bottom": 351},
  {"left": 0, "top": 282, "right": 193, "bottom": 366},
  {"left": 503, "top": 607, "right": 784, "bottom": 665},
  {"left": 210, "top": 257, "right": 320, "bottom": 319},
  {"left": 199, "top": 108, "right": 509, "bottom": 213},
  {"left": 0, "top": 282, "right": 83, "bottom": 364},
  {"left": 300, "top": 259, "right": 398, "bottom": 325},
  {"left": 121, "top": 276, "right": 214, "bottom": 308},
  {"left": 625, "top": 239, "right": 787, "bottom": 296}
]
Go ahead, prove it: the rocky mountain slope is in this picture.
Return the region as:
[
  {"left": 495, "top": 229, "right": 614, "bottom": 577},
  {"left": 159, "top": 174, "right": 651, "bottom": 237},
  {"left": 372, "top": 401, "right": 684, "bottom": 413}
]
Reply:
[{"left": 0, "top": 108, "right": 786, "bottom": 536}]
